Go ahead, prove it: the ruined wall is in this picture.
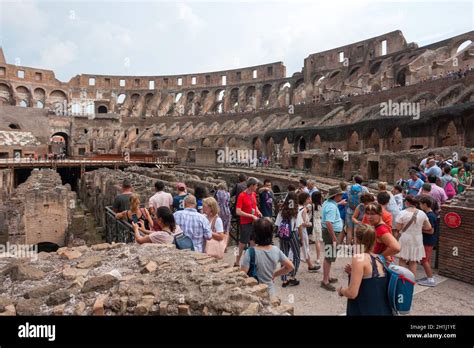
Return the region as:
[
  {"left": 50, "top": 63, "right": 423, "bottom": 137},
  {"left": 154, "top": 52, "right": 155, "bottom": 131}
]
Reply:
[
  {"left": 0, "top": 242, "right": 293, "bottom": 316},
  {"left": 1, "top": 169, "right": 76, "bottom": 247}
]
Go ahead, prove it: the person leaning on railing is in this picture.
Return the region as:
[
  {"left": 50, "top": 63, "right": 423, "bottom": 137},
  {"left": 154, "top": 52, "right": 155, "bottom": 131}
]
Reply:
[{"left": 131, "top": 206, "right": 182, "bottom": 244}]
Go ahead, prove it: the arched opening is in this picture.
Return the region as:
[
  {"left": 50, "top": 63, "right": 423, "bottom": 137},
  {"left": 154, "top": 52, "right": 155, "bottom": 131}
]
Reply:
[
  {"left": 266, "top": 137, "right": 275, "bottom": 158},
  {"left": 16, "top": 86, "right": 30, "bottom": 106},
  {"left": 312, "top": 134, "right": 322, "bottom": 149},
  {"left": 19, "top": 100, "right": 28, "bottom": 107},
  {"left": 36, "top": 242, "right": 59, "bottom": 253},
  {"left": 272, "top": 185, "right": 281, "bottom": 193},
  {"left": 202, "top": 138, "right": 211, "bottom": 147},
  {"left": 253, "top": 137, "right": 263, "bottom": 156},
  {"left": 117, "top": 93, "right": 126, "bottom": 104},
  {"left": 349, "top": 66, "right": 360, "bottom": 76},
  {"left": 347, "top": 131, "right": 359, "bottom": 151},
  {"left": 366, "top": 129, "right": 380, "bottom": 152},
  {"left": 0, "top": 83, "right": 12, "bottom": 105},
  {"left": 230, "top": 88, "right": 239, "bottom": 111},
  {"left": 228, "top": 137, "right": 237, "bottom": 148},
  {"left": 215, "top": 137, "right": 225, "bottom": 147},
  {"left": 438, "top": 121, "right": 458, "bottom": 147},
  {"left": 370, "top": 61, "right": 382, "bottom": 75},
  {"left": 50, "top": 132, "right": 69, "bottom": 156},
  {"left": 388, "top": 127, "right": 403, "bottom": 152},
  {"left": 329, "top": 70, "right": 340, "bottom": 79},
  {"left": 49, "top": 90, "right": 68, "bottom": 114},
  {"left": 245, "top": 86, "right": 256, "bottom": 109},
  {"left": 262, "top": 84, "right": 272, "bottom": 107},
  {"left": 36, "top": 100, "right": 44, "bottom": 108},
  {"left": 176, "top": 138, "right": 186, "bottom": 148},
  {"left": 298, "top": 137, "right": 307, "bottom": 152},
  {"left": 214, "top": 89, "right": 225, "bottom": 113},
  {"left": 98, "top": 105, "right": 108, "bottom": 113},
  {"left": 162, "top": 139, "right": 173, "bottom": 150},
  {"left": 455, "top": 40, "right": 472, "bottom": 54}
]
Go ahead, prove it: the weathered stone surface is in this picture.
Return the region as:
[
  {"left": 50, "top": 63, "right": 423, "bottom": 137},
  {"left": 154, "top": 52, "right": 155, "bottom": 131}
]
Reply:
[
  {"left": 93, "top": 294, "right": 108, "bottom": 316},
  {"left": 24, "top": 284, "right": 60, "bottom": 299},
  {"left": 58, "top": 249, "right": 83, "bottom": 260},
  {"left": 81, "top": 274, "right": 119, "bottom": 293},
  {"left": 141, "top": 261, "right": 157, "bottom": 274},
  {"left": 0, "top": 305, "right": 16, "bottom": 316},
  {"left": 62, "top": 267, "right": 89, "bottom": 280},
  {"left": 240, "top": 302, "right": 260, "bottom": 315},
  {"left": 15, "top": 298, "right": 42, "bottom": 316},
  {"left": 1, "top": 262, "right": 45, "bottom": 281},
  {"left": 46, "top": 290, "right": 71, "bottom": 306},
  {"left": 76, "top": 255, "right": 103, "bottom": 269}
]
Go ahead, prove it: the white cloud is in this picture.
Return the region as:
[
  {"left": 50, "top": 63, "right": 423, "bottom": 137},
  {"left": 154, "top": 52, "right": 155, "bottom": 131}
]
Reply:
[
  {"left": 177, "top": 3, "right": 205, "bottom": 32},
  {"left": 39, "top": 40, "right": 78, "bottom": 69}
]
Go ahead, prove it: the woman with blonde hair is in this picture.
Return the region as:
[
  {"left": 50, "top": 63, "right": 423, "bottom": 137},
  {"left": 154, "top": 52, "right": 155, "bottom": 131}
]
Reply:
[
  {"left": 202, "top": 197, "right": 227, "bottom": 258},
  {"left": 116, "top": 193, "right": 153, "bottom": 230},
  {"left": 337, "top": 224, "right": 393, "bottom": 316}
]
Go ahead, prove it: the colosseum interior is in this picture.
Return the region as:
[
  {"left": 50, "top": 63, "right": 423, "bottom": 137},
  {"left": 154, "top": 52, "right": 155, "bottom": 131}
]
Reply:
[{"left": 0, "top": 27, "right": 473, "bottom": 318}]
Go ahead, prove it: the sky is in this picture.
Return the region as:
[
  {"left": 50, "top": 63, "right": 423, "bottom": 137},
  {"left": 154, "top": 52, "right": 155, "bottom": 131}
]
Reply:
[{"left": 0, "top": 0, "right": 472, "bottom": 82}]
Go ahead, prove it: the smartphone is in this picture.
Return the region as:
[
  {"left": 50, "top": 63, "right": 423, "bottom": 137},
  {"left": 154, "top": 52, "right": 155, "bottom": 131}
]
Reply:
[{"left": 131, "top": 214, "right": 139, "bottom": 224}]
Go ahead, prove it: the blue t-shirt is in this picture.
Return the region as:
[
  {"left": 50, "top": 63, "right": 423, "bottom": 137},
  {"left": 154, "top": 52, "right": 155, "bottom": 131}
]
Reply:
[
  {"left": 425, "top": 165, "right": 442, "bottom": 178},
  {"left": 407, "top": 178, "right": 424, "bottom": 196},
  {"left": 423, "top": 211, "right": 438, "bottom": 246},
  {"left": 321, "top": 199, "right": 343, "bottom": 232}
]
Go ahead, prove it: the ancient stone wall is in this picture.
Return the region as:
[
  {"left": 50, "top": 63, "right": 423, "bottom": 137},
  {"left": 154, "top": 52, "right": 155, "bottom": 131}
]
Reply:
[{"left": 0, "top": 169, "right": 76, "bottom": 247}]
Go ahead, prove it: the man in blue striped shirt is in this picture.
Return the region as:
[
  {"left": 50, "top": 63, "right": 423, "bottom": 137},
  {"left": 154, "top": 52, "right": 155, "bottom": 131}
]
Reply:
[{"left": 173, "top": 195, "right": 212, "bottom": 253}]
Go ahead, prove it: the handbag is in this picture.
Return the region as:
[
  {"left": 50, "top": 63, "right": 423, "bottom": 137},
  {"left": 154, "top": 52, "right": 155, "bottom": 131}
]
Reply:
[
  {"left": 173, "top": 232, "right": 194, "bottom": 251},
  {"left": 205, "top": 216, "right": 227, "bottom": 259}
]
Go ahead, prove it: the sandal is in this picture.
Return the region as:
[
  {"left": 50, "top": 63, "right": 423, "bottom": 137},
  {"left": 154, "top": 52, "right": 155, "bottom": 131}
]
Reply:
[
  {"left": 329, "top": 277, "right": 338, "bottom": 283},
  {"left": 282, "top": 281, "right": 289, "bottom": 288},
  {"left": 308, "top": 265, "right": 321, "bottom": 272},
  {"left": 320, "top": 281, "right": 336, "bottom": 291}
]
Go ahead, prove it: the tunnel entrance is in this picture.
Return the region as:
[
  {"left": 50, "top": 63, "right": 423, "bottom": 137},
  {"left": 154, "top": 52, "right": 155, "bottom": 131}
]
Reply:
[
  {"left": 368, "top": 161, "right": 379, "bottom": 180},
  {"left": 57, "top": 167, "right": 81, "bottom": 191},
  {"left": 14, "top": 168, "right": 33, "bottom": 187},
  {"left": 35, "top": 242, "right": 59, "bottom": 253}
]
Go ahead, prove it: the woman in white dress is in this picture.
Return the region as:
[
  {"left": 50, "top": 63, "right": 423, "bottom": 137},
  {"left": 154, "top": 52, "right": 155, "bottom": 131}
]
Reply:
[{"left": 395, "top": 195, "right": 432, "bottom": 277}]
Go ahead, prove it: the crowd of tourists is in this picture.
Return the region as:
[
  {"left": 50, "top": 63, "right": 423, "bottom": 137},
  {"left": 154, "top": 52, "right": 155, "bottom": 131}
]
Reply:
[{"left": 112, "top": 152, "right": 471, "bottom": 314}]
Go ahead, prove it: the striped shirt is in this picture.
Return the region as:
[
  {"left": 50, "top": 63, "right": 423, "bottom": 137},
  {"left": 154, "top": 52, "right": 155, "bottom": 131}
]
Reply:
[{"left": 173, "top": 208, "right": 212, "bottom": 253}]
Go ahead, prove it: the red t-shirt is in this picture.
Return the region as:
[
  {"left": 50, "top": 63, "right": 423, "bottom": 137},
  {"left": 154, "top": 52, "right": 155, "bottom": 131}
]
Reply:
[
  {"left": 236, "top": 191, "right": 257, "bottom": 225},
  {"left": 373, "top": 223, "right": 391, "bottom": 254}
]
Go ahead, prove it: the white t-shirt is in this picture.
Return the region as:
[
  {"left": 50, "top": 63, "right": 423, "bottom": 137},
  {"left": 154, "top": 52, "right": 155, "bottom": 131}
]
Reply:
[
  {"left": 149, "top": 191, "right": 173, "bottom": 210},
  {"left": 395, "top": 208, "right": 429, "bottom": 236},
  {"left": 212, "top": 216, "right": 224, "bottom": 233},
  {"left": 295, "top": 206, "right": 307, "bottom": 229}
]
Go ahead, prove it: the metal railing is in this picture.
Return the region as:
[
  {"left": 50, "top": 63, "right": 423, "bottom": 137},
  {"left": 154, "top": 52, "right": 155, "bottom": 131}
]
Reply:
[{"left": 104, "top": 206, "right": 135, "bottom": 243}]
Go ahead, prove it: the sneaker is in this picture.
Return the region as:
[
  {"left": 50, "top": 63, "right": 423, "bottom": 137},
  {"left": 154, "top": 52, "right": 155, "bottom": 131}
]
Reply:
[
  {"left": 416, "top": 277, "right": 428, "bottom": 282},
  {"left": 320, "top": 281, "right": 336, "bottom": 291},
  {"left": 288, "top": 278, "right": 300, "bottom": 286},
  {"left": 418, "top": 278, "right": 436, "bottom": 287},
  {"left": 308, "top": 264, "right": 321, "bottom": 272}
]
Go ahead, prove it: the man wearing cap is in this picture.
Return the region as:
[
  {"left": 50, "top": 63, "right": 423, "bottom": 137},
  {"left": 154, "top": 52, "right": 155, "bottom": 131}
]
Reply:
[
  {"left": 321, "top": 186, "right": 344, "bottom": 291},
  {"left": 172, "top": 182, "right": 188, "bottom": 212},
  {"left": 235, "top": 177, "right": 262, "bottom": 267},
  {"left": 149, "top": 181, "right": 173, "bottom": 215},
  {"left": 112, "top": 179, "right": 133, "bottom": 213}
]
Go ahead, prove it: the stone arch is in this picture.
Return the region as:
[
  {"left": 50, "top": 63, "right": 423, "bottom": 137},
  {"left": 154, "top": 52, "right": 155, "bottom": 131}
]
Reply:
[
  {"left": 49, "top": 90, "right": 68, "bottom": 113},
  {"left": 230, "top": 88, "right": 239, "bottom": 111},
  {"left": 97, "top": 105, "right": 108, "bottom": 113},
  {"left": 370, "top": 61, "right": 382, "bottom": 75},
  {"left": 387, "top": 127, "right": 403, "bottom": 152},
  {"left": 227, "top": 137, "right": 237, "bottom": 148},
  {"left": 266, "top": 137, "right": 275, "bottom": 158},
  {"left": 452, "top": 39, "right": 472, "bottom": 57},
  {"left": 366, "top": 129, "right": 380, "bottom": 151},
  {"left": 162, "top": 139, "right": 173, "bottom": 150},
  {"left": 50, "top": 131, "right": 70, "bottom": 156},
  {"left": 202, "top": 138, "right": 211, "bottom": 147},
  {"left": 297, "top": 136, "right": 307, "bottom": 152},
  {"left": 261, "top": 84, "right": 272, "bottom": 107},
  {"left": 0, "top": 83, "right": 13, "bottom": 105},
  {"left": 15, "top": 86, "right": 30, "bottom": 106},
  {"left": 312, "top": 134, "right": 322, "bottom": 149},
  {"left": 33, "top": 87, "right": 46, "bottom": 104},
  {"left": 438, "top": 121, "right": 458, "bottom": 147},
  {"left": 215, "top": 137, "right": 225, "bottom": 147},
  {"left": 213, "top": 89, "right": 225, "bottom": 113},
  {"left": 347, "top": 131, "right": 360, "bottom": 151},
  {"left": 396, "top": 67, "right": 408, "bottom": 86},
  {"left": 176, "top": 138, "right": 186, "bottom": 148},
  {"left": 252, "top": 137, "right": 263, "bottom": 156}
]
